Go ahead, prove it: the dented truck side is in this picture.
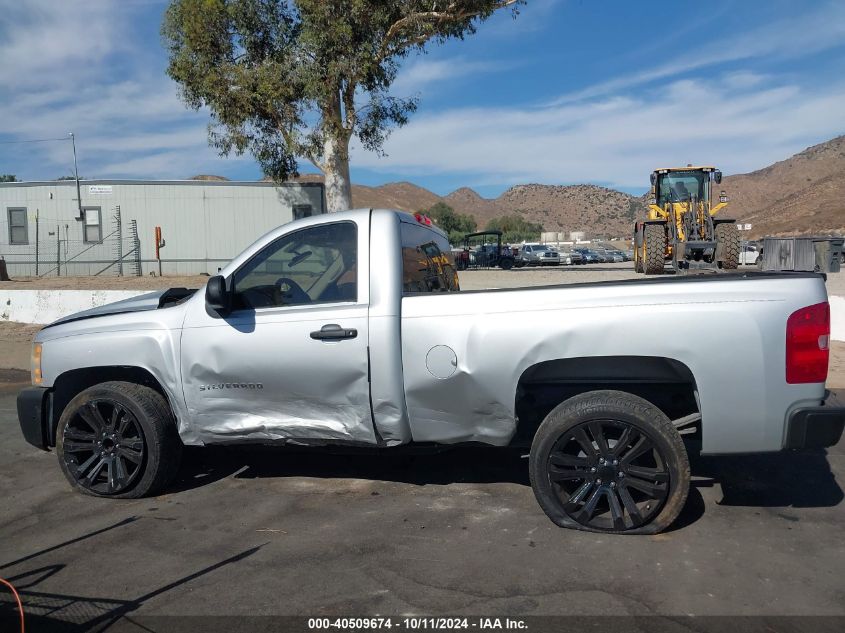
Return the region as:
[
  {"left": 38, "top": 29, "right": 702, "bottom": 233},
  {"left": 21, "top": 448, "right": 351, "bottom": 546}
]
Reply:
[{"left": 17, "top": 208, "right": 845, "bottom": 534}]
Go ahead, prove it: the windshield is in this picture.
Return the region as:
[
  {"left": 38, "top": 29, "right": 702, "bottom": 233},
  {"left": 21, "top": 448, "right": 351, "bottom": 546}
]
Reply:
[{"left": 657, "top": 170, "right": 710, "bottom": 204}]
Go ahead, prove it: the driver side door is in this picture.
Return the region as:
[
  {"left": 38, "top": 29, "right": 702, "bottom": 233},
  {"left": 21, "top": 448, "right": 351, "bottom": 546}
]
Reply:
[{"left": 180, "top": 220, "right": 376, "bottom": 445}]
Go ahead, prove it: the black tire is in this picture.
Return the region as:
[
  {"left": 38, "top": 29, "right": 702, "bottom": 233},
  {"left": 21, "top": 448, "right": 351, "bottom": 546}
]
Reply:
[
  {"left": 643, "top": 224, "right": 667, "bottom": 274},
  {"left": 529, "top": 390, "right": 690, "bottom": 534},
  {"left": 500, "top": 258, "right": 514, "bottom": 271},
  {"left": 57, "top": 381, "right": 183, "bottom": 498},
  {"left": 716, "top": 223, "right": 740, "bottom": 270}
]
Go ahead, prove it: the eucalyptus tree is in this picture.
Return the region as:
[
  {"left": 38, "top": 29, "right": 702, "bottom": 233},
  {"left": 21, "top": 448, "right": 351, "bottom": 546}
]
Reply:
[{"left": 163, "top": 0, "right": 522, "bottom": 211}]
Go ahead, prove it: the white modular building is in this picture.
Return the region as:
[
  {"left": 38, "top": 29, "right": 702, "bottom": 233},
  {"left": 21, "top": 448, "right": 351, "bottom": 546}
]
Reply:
[{"left": 0, "top": 179, "right": 325, "bottom": 277}]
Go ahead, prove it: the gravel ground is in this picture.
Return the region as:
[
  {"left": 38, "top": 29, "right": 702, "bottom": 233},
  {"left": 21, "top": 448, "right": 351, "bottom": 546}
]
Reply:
[
  {"left": 0, "top": 274, "right": 209, "bottom": 291},
  {"left": 4, "top": 261, "right": 842, "bottom": 294}
]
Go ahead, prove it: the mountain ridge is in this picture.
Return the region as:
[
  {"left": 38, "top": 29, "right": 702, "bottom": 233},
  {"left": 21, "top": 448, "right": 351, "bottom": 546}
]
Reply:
[{"left": 284, "top": 134, "right": 845, "bottom": 239}]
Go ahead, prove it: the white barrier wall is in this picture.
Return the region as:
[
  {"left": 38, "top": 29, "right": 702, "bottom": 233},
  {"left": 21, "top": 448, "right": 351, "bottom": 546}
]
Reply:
[
  {"left": 1, "top": 290, "right": 146, "bottom": 325},
  {"left": 831, "top": 295, "right": 845, "bottom": 343}
]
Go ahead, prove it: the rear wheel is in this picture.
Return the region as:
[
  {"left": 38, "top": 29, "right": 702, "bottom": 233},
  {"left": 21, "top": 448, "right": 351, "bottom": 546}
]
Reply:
[
  {"left": 529, "top": 390, "right": 690, "bottom": 534},
  {"left": 57, "top": 381, "right": 182, "bottom": 498},
  {"left": 643, "top": 224, "right": 667, "bottom": 274},
  {"left": 500, "top": 258, "right": 514, "bottom": 271},
  {"left": 716, "top": 223, "right": 740, "bottom": 270}
]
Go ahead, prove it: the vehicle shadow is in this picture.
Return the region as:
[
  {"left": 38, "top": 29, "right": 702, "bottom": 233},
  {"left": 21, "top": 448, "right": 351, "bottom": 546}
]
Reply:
[
  {"left": 170, "top": 442, "right": 843, "bottom": 513},
  {"left": 0, "top": 519, "right": 264, "bottom": 632},
  {"left": 689, "top": 449, "right": 843, "bottom": 508},
  {"left": 170, "top": 444, "right": 532, "bottom": 492}
]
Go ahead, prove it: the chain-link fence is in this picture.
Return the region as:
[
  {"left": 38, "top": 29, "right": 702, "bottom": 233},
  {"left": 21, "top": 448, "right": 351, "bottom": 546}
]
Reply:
[{"left": 0, "top": 206, "right": 141, "bottom": 278}]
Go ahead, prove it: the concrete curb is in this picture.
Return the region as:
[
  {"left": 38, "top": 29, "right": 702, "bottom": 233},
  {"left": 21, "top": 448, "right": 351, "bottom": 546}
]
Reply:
[{"left": 1, "top": 289, "right": 146, "bottom": 325}]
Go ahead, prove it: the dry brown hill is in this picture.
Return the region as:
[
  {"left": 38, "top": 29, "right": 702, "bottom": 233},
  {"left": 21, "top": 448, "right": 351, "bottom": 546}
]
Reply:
[
  {"left": 724, "top": 135, "right": 845, "bottom": 238},
  {"left": 286, "top": 134, "right": 845, "bottom": 238}
]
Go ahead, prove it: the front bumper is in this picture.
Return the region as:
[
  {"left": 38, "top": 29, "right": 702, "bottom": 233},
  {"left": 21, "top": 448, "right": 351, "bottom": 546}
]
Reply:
[
  {"left": 785, "top": 392, "right": 845, "bottom": 449},
  {"left": 17, "top": 386, "right": 52, "bottom": 450}
]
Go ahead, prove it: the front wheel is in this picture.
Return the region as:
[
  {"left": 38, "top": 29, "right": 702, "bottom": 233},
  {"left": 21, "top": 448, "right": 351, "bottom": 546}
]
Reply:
[
  {"left": 57, "top": 381, "right": 183, "bottom": 498},
  {"left": 529, "top": 390, "right": 690, "bottom": 534},
  {"left": 643, "top": 224, "right": 667, "bottom": 274}
]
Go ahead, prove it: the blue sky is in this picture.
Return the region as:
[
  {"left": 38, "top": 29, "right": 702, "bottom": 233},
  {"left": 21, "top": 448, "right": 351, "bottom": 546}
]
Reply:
[{"left": 1, "top": 0, "right": 844, "bottom": 197}]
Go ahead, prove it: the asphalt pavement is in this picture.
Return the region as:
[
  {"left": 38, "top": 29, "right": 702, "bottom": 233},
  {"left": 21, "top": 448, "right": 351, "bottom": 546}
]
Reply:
[{"left": 0, "top": 370, "right": 843, "bottom": 631}]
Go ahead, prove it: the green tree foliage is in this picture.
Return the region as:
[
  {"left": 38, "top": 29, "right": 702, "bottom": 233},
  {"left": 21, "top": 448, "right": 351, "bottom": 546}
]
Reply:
[
  {"left": 0, "top": 174, "right": 18, "bottom": 182},
  {"left": 486, "top": 213, "right": 543, "bottom": 243},
  {"left": 424, "top": 201, "right": 476, "bottom": 244},
  {"left": 162, "top": 0, "right": 522, "bottom": 212},
  {"left": 56, "top": 175, "right": 83, "bottom": 181}
]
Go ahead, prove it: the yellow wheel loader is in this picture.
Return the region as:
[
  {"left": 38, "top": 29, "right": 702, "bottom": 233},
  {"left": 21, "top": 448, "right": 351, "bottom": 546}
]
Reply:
[{"left": 633, "top": 166, "right": 739, "bottom": 274}]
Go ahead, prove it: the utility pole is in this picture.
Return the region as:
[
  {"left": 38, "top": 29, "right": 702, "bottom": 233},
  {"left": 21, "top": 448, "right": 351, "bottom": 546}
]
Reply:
[
  {"left": 69, "top": 132, "right": 83, "bottom": 221},
  {"left": 35, "top": 209, "right": 39, "bottom": 276}
]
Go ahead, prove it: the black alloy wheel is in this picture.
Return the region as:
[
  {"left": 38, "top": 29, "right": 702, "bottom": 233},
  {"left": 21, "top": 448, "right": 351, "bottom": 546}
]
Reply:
[
  {"left": 57, "top": 381, "right": 182, "bottom": 498},
  {"left": 61, "top": 398, "right": 146, "bottom": 495},
  {"left": 529, "top": 390, "right": 690, "bottom": 534},
  {"left": 546, "top": 419, "right": 669, "bottom": 531}
]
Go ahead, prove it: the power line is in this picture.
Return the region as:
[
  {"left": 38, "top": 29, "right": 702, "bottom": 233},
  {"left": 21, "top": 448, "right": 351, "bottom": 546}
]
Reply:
[{"left": 0, "top": 137, "right": 71, "bottom": 145}]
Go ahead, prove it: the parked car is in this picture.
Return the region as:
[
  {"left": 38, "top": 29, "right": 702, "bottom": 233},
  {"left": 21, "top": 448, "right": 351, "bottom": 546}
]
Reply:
[
  {"left": 540, "top": 249, "right": 561, "bottom": 266},
  {"left": 18, "top": 209, "right": 844, "bottom": 535},
  {"left": 574, "top": 247, "right": 603, "bottom": 264},
  {"left": 561, "top": 250, "right": 583, "bottom": 265},
  {"left": 740, "top": 243, "right": 760, "bottom": 266},
  {"left": 519, "top": 243, "right": 558, "bottom": 266}
]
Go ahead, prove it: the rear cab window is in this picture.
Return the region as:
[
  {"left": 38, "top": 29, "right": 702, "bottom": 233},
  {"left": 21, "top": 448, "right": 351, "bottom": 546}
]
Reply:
[{"left": 400, "top": 220, "right": 460, "bottom": 294}]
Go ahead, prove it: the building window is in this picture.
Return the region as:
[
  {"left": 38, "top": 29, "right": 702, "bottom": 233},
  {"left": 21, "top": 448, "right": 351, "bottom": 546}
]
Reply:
[
  {"left": 7, "top": 207, "right": 28, "bottom": 245},
  {"left": 83, "top": 207, "right": 102, "bottom": 243},
  {"left": 293, "top": 204, "right": 313, "bottom": 220}
]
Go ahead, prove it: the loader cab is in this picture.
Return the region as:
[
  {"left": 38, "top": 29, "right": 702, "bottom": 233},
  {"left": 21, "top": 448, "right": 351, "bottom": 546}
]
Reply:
[{"left": 654, "top": 168, "right": 711, "bottom": 206}]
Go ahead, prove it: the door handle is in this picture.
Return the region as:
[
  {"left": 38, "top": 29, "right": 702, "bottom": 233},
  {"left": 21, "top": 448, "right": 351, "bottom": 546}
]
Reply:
[{"left": 310, "top": 324, "right": 358, "bottom": 341}]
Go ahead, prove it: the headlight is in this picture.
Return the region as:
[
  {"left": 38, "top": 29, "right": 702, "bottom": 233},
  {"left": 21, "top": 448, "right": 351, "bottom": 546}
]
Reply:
[{"left": 31, "top": 342, "right": 43, "bottom": 385}]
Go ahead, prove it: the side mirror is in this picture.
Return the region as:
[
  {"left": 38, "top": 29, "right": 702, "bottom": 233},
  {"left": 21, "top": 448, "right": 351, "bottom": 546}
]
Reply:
[
  {"left": 205, "top": 275, "right": 230, "bottom": 313},
  {"left": 650, "top": 173, "right": 657, "bottom": 186},
  {"left": 714, "top": 170, "right": 722, "bottom": 184}
]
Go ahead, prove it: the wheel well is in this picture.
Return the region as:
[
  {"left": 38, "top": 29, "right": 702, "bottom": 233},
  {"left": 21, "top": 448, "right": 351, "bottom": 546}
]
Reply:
[
  {"left": 512, "top": 356, "right": 699, "bottom": 446},
  {"left": 48, "top": 366, "right": 167, "bottom": 446}
]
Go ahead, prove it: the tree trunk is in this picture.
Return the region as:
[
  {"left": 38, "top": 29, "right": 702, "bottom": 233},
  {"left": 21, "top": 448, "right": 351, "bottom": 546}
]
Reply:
[{"left": 323, "top": 133, "right": 353, "bottom": 213}]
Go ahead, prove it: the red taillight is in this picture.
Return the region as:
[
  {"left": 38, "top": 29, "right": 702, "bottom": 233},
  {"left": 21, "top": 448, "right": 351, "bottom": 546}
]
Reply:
[{"left": 786, "top": 302, "right": 830, "bottom": 384}]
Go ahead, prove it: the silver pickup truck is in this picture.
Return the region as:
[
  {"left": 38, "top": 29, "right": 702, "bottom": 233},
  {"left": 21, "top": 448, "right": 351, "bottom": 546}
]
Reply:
[{"left": 17, "top": 209, "right": 844, "bottom": 534}]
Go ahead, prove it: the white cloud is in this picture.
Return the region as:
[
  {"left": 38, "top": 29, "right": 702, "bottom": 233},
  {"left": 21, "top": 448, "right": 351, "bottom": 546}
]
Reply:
[
  {"left": 549, "top": 2, "right": 845, "bottom": 105},
  {"left": 0, "top": 0, "right": 219, "bottom": 180},
  {"left": 352, "top": 75, "right": 845, "bottom": 189},
  {"left": 391, "top": 57, "right": 518, "bottom": 96}
]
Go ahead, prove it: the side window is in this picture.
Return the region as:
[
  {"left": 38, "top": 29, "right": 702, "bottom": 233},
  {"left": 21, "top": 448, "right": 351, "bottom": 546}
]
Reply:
[
  {"left": 232, "top": 222, "right": 357, "bottom": 310},
  {"left": 8, "top": 207, "right": 28, "bottom": 245},
  {"left": 401, "top": 222, "right": 460, "bottom": 294}
]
